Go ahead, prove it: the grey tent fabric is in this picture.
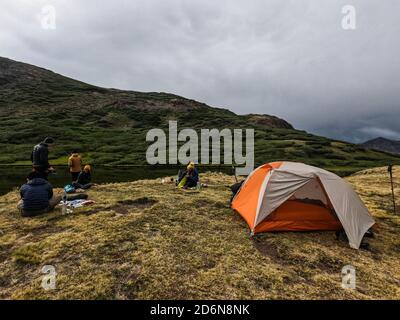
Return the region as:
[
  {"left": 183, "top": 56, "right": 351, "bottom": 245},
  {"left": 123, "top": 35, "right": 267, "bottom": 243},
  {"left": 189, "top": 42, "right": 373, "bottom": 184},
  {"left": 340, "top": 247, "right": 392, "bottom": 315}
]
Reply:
[
  {"left": 256, "top": 171, "right": 312, "bottom": 226},
  {"left": 318, "top": 175, "right": 374, "bottom": 249},
  {"left": 254, "top": 162, "right": 375, "bottom": 249}
]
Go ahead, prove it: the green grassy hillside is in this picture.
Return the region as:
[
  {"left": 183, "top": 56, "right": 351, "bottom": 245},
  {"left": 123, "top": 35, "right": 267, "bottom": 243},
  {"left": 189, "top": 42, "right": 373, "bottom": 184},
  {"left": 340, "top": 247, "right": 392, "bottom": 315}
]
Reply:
[{"left": 1, "top": 57, "right": 399, "bottom": 175}]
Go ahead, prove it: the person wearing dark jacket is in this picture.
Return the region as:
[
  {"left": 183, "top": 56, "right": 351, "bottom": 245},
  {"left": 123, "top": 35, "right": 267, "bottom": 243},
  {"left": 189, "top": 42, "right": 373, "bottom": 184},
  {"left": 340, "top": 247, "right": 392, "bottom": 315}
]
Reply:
[
  {"left": 72, "top": 165, "right": 94, "bottom": 190},
  {"left": 31, "top": 137, "right": 55, "bottom": 178},
  {"left": 176, "top": 162, "right": 199, "bottom": 189},
  {"left": 18, "top": 171, "right": 62, "bottom": 217}
]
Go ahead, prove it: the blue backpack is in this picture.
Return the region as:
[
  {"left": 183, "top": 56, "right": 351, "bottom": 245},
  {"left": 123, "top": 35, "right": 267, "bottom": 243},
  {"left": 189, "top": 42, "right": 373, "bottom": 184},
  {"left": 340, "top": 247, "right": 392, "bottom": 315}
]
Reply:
[{"left": 64, "top": 184, "right": 75, "bottom": 193}]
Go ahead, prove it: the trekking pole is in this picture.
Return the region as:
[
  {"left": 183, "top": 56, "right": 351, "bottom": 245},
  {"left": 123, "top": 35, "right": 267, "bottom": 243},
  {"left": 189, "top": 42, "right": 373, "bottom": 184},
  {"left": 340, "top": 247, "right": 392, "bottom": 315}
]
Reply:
[{"left": 388, "top": 164, "right": 396, "bottom": 215}]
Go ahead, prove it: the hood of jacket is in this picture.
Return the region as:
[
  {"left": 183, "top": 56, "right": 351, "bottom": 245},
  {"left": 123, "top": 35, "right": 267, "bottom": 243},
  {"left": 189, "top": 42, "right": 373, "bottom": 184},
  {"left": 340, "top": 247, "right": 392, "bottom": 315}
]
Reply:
[{"left": 27, "top": 178, "right": 48, "bottom": 186}]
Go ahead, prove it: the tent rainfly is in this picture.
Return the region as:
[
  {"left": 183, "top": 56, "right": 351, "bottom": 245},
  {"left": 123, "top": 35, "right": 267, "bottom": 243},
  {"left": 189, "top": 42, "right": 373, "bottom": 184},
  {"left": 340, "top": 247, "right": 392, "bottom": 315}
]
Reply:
[{"left": 231, "top": 161, "right": 375, "bottom": 249}]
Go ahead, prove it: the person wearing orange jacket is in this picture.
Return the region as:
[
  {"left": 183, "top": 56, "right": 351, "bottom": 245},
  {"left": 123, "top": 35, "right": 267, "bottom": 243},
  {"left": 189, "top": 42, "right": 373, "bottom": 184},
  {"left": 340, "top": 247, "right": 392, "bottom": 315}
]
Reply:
[{"left": 68, "top": 151, "right": 82, "bottom": 181}]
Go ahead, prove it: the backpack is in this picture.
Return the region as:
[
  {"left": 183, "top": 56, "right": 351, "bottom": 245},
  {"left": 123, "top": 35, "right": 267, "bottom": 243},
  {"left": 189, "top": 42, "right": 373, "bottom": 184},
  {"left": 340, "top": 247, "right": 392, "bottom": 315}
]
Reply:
[
  {"left": 64, "top": 184, "right": 76, "bottom": 193},
  {"left": 230, "top": 180, "right": 245, "bottom": 203}
]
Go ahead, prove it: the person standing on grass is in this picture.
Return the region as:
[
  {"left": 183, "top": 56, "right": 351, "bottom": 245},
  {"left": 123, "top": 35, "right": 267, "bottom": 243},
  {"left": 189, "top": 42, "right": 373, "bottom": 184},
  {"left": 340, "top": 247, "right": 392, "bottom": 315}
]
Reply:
[
  {"left": 18, "top": 171, "right": 62, "bottom": 217},
  {"left": 68, "top": 151, "right": 82, "bottom": 181},
  {"left": 31, "top": 137, "right": 55, "bottom": 179}
]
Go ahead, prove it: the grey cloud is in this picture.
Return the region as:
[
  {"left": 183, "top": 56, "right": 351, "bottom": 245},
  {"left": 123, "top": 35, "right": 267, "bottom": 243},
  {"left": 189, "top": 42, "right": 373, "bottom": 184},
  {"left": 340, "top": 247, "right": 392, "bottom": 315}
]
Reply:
[{"left": 0, "top": 0, "right": 399, "bottom": 143}]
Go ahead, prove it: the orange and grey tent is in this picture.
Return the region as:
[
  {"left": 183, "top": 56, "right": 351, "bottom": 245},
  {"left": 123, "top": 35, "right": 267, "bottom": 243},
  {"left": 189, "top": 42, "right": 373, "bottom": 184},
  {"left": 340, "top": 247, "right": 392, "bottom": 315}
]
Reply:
[{"left": 231, "top": 161, "right": 375, "bottom": 249}]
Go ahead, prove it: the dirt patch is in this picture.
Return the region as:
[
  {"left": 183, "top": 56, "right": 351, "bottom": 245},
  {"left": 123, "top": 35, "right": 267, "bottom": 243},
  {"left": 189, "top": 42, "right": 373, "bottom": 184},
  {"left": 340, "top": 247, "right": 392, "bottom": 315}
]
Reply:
[
  {"left": 117, "top": 197, "right": 157, "bottom": 208},
  {"left": 201, "top": 259, "right": 217, "bottom": 270},
  {"left": 112, "top": 197, "right": 157, "bottom": 214},
  {"left": 253, "top": 237, "right": 291, "bottom": 265},
  {"left": 253, "top": 236, "right": 344, "bottom": 274},
  {"left": 82, "top": 208, "right": 101, "bottom": 215},
  {"left": 391, "top": 243, "right": 400, "bottom": 253},
  {"left": 109, "top": 205, "right": 129, "bottom": 215},
  {"left": 196, "top": 199, "right": 229, "bottom": 210},
  {"left": 0, "top": 244, "right": 12, "bottom": 263},
  {"left": 147, "top": 229, "right": 161, "bottom": 238},
  {"left": 22, "top": 225, "right": 66, "bottom": 237},
  {"left": 83, "top": 197, "right": 158, "bottom": 216},
  {"left": 378, "top": 216, "right": 400, "bottom": 229}
]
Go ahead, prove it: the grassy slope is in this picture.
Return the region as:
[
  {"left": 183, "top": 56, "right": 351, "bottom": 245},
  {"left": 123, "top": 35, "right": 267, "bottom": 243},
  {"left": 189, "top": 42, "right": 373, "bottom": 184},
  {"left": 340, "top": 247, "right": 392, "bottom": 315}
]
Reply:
[
  {"left": 0, "top": 167, "right": 399, "bottom": 299},
  {"left": 1, "top": 57, "right": 400, "bottom": 175}
]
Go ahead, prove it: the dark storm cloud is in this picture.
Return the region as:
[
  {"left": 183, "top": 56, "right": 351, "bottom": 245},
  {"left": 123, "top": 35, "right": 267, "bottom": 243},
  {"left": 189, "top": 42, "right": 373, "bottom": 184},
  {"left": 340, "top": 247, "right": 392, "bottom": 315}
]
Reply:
[{"left": 1, "top": 0, "right": 399, "bottom": 142}]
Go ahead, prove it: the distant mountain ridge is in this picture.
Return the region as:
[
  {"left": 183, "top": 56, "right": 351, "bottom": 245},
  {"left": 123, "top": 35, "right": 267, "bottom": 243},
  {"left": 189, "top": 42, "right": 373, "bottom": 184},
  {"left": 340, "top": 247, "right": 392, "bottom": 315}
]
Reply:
[
  {"left": 0, "top": 56, "right": 293, "bottom": 128},
  {"left": 361, "top": 137, "right": 400, "bottom": 155},
  {"left": 0, "top": 56, "right": 399, "bottom": 176}
]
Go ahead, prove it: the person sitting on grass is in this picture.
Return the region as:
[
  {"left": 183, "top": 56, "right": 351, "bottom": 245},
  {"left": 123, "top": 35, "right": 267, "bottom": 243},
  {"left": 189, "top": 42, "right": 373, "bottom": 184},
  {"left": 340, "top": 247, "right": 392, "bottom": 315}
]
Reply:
[
  {"left": 176, "top": 162, "right": 199, "bottom": 189},
  {"left": 72, "top": 165, "right": 94, "bottom": 190},
  {"left": 18, "top": 171, "right": 62, "bottom": 217}
]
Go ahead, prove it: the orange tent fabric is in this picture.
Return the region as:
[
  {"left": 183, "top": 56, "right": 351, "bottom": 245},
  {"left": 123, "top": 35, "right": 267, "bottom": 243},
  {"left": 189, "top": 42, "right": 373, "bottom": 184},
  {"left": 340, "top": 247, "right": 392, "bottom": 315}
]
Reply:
[
  {"left": 254, "top": 200, "right": 342, "bottom": 233},
  {"left": 231, "top": 161, "right": 375, "bottom": 249},
  {"left": 231, "top": 162, "right": 281, "bottom": 229}
]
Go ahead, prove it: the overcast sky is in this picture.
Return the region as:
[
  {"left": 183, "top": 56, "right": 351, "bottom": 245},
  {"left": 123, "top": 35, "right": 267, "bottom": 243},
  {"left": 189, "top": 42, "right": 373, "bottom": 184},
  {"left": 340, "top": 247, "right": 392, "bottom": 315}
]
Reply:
[{"left": 1, "top": 0, "right": 399, "bottom": 142}]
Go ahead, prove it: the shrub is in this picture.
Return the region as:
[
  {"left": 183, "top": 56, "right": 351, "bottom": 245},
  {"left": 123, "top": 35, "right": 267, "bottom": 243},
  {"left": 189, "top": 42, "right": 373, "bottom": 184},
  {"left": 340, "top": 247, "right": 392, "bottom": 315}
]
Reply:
[{"left": 324, "top": 153, "right": 347, "bottom": 160}]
